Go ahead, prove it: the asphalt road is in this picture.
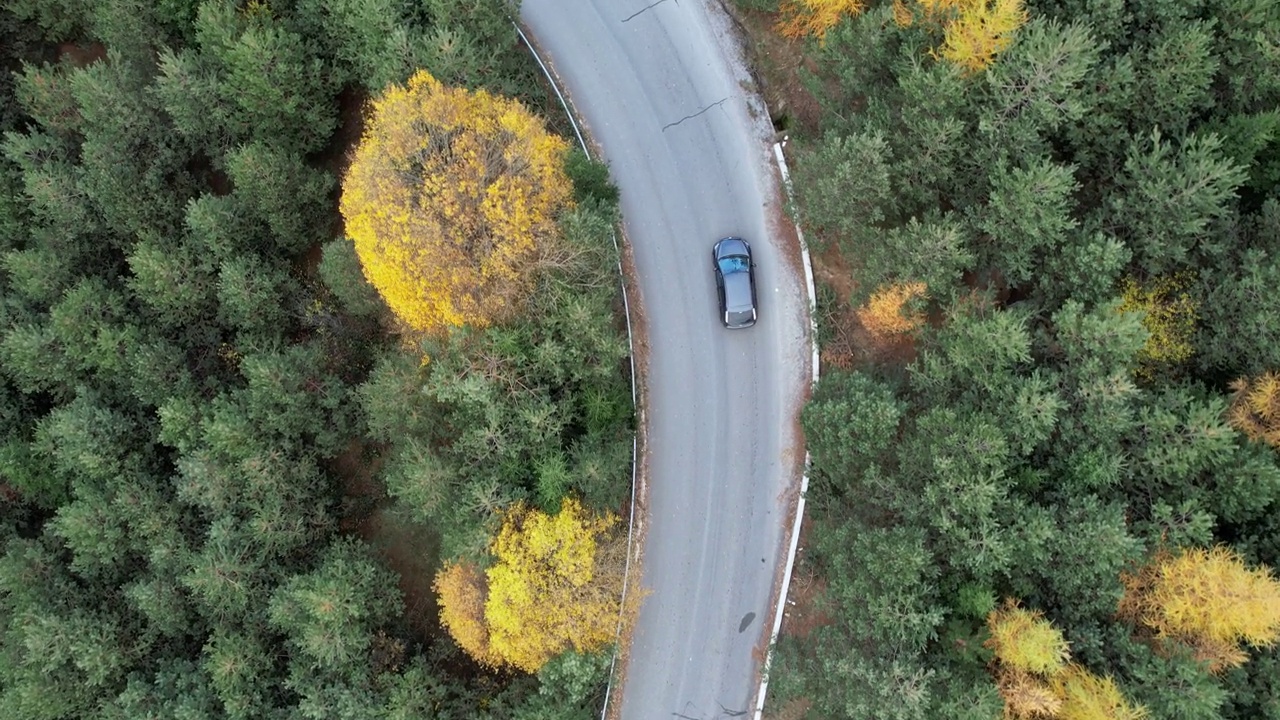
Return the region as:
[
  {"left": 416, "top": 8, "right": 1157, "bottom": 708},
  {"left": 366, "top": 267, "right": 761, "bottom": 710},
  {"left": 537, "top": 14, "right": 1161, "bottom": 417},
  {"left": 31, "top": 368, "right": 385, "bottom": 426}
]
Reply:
[{"left": 519, "top": 2, "right": 810, "bottom": 718}]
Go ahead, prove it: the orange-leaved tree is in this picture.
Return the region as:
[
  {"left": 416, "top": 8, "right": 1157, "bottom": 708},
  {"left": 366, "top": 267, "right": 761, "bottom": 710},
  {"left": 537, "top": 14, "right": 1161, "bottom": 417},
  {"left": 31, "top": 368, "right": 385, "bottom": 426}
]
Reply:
[
  {"left": 778, "top": 0, "right": 1027, "bottom": 70},
  {"left": 340, "top": 70, "right": 573, "bottom": 335},
  {"left": 856, "top": 281, "right": 927, "bottom": 338},
  {"left": 433, "top": 498, "right": 626, "bottom": 672},
  {"left": 1227, "top": 371, "right": 1280, "bottom": 447},
  {"left": 1118, "top": 546, "right": 1280, "bottom": 672},
  {"left": 777, "top": 0, "right": 866, "bottom": 41}
]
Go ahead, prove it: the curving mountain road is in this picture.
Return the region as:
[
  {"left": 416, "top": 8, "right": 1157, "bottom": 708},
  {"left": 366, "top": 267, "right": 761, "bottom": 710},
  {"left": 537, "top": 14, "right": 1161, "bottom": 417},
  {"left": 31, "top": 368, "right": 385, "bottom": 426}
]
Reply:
[{"left": 519, "top": 2, "right": 810, "bottom": 717}]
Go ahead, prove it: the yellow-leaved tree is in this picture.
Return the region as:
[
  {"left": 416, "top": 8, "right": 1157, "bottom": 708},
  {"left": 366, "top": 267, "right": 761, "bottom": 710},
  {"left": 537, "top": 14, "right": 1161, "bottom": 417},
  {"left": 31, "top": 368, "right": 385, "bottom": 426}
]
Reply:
[
  {"left": 986, "top": 600, "right": 1070, "bottom": 718},
  {"left": 1227, "top": 371, "right": 1280, "bottom": 447},
  {"left": 340, "top": 70, "right": 573, "bottom": 335},
  {"left": 1050, "top": 665, "right": 1149, "bottom": 720},
  {"left": 486, "top": 498, "right": 624, "bottom": 671},
  {"left": 986, "top": 599, "right": 1146, "bottom": 719},
  {"left": 433, "top": 498, "right": 627, "bottom": 672},
  {"left": 933, "top": 0, "right": 1028, "bottom": 73},
  {"left": 893, "top": 0, "right": 1028, "bottom": 73},
  {"left": 1118, "top": 546, "right": 1280, "bottom": 672},
  {"left": 1116, "top": 273, "right": 1198, "bottom": 378},
  {"left": 433, "top": 560, "right": 497, "bottom": 666},
  {"left": 986, "top": 600, "right": 1070, "bottom": 675},
  {"left": 856, "top": 281, "right": 927, "bottom": 337}
]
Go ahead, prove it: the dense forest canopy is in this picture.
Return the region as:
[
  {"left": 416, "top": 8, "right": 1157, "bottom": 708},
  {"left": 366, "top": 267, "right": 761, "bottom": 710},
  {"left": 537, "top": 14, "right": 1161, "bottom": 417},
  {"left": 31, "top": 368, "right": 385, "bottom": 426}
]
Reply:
[
  {"left": 0, "top": 0, "right": 634, "bottom": 718},
  {"left": 750, "top": 0, "right": 1280, "bottom": 717}
]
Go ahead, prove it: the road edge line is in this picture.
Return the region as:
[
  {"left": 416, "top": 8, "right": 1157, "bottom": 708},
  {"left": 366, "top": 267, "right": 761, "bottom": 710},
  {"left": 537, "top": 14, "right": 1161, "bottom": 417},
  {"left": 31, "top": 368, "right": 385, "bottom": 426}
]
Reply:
[{"left": 754, "top": 138, "right": 819, "bottom": 720}]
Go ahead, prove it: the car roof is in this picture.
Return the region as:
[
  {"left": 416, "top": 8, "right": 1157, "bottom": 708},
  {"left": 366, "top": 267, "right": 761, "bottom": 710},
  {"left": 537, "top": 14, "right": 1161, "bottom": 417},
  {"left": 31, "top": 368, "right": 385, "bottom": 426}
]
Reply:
[{"left": 723, "top": 270, "right": 753, "bottom": 311}]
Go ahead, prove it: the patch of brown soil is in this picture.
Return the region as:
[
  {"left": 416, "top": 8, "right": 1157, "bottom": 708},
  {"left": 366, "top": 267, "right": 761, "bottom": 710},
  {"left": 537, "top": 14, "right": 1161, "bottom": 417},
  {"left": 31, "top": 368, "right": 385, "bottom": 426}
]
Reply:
[
  {"left": 0, "top": 483, "right": 21, "bottom": 504},
  {"left": 721, "top": 5, "right": 824, "bottom": 136},
  {"left": 764, "top": 697, "right": 813, "bottom": 720},
  {"left": 778, "top": 515, "right": 831, "bottom": 640},
  {"left": 298, "top": 239, "right": 327, "bottom": 279},
  {"left": 361, "top": 508, "right": 444, "bottom": 644},
  {"left": 333, "top": 439, "right": 385, "bottom": 510},
  {"left": 332, "top": 440, "right": 445, "bottom": 645},
  {"left": 206, "top": 167, "right": 231, "bottom": 196},
  {"left": 298, "top": 86, "right": 370, "bottom": 278},
  {"left": 318, "top": 85, "right": 370, "bottom": 182},
  {"left": 778, "top": 564, "right": 829, "bottom": 638},
  {"left": 812, "top": 241, "right": 856, "bottom": 301},
  {"left": 185, "top": 152, "right": 233, "bottom": 197},
  {"left": 812, "top": 242, "right": 919, "bottom": 370},
  {"left": 318, "top": 85, "right": 370, "bottom": 246},
  {"left": 55, "top": 42, "right": 106, "bottom": 67}
]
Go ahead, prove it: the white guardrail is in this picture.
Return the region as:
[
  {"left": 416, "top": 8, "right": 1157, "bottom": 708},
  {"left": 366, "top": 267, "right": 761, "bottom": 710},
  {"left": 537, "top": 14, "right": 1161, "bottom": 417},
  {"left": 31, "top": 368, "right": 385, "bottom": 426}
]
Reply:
[
  {"left": 516, "top": 22, "right": 821, "bottom": 720},
  {"left": 754, "top": 138, "right": 820, "bottom": 720},
  {"left": 510, "top": 24, "right": 641, "bottom": 720}
]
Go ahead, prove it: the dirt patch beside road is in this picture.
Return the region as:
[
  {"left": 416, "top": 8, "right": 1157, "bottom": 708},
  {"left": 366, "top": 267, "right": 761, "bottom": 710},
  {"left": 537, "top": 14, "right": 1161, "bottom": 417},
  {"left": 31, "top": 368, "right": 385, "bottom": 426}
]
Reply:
[{"left": 717, "top": 3, "right": 824, "bottom": 137}]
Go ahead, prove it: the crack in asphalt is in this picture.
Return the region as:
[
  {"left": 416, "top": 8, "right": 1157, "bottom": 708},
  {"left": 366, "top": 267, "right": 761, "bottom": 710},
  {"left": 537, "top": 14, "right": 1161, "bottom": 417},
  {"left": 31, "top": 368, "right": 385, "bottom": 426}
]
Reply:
[
  {"left": 670, "top": 702, "right": 748, "bottom": 719},
  {"left": 622, "top": 0, "right": 676, "bottom": 23},
  {"left": 661, "top": 96, "right": 729, "bottom": 132}
]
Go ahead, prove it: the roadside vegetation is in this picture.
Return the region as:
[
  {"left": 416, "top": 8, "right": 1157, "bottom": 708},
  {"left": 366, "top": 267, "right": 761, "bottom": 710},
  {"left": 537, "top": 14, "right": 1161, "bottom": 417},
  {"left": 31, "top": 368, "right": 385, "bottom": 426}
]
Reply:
[
  {"left": 735, "top": 0, "right": 1280, "bottom": 717},
  {"left": 0, "top": 1, "right": 632, "bottom": 718}
]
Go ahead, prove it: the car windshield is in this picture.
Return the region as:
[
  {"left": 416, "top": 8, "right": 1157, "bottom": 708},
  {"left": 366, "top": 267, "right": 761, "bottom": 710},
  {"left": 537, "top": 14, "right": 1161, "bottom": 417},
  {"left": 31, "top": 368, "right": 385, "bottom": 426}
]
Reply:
[{"left": 718, "top": 256, "right": 749, "bottom": 274}]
